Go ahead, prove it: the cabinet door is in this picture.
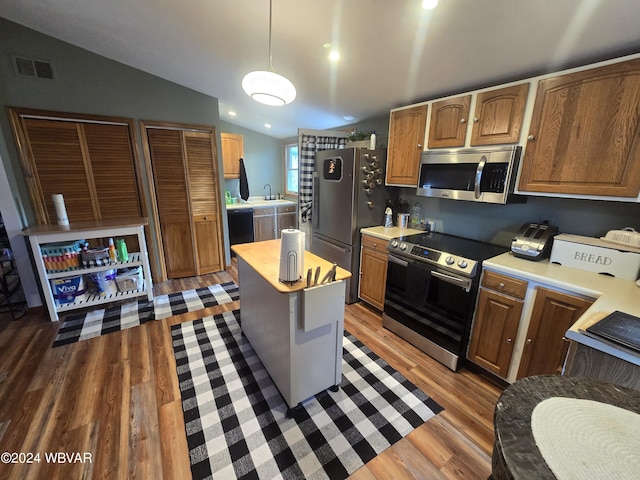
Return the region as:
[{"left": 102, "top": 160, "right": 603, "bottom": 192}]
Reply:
[
  {"left": 358, "top": 237, "right": 388, "bottom": 310},
  {"left": 470, "top": 84, "right": 529, "bottom": 146},
  {"left": 468, "top": 288, "right": 523, "bottom": 377},
  {"left": 254, "top": 215, "right": 276, "bottom": 242},
  {"left": 277, "top": 212, "right": 297, "bottom": 236},
  {"left": 221, "top": 133, "right": 243, "bottom": 179},
  {"left": 428, "top": 95, "right": 471, "bottom": 148},
  {"left": 517, "top": 287, "right": 593, "bottom": 379},
  {"left": 518, "top": 59, "right": 640, "bottom": 197},
  {"left": 386, "top": 105, "right": 427, "bottom": 186}
]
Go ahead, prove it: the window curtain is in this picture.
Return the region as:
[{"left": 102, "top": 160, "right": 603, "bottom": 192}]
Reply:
[{"left": 298, "top": 134, "right": 348, "bottom": 222}]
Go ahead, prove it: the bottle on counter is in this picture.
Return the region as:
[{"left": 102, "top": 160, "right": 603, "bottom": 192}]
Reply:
[
  {"left": 384, "top": 207, "right": 393, "bottom": 228},
  {"left": 108, "top": 237, "right": 117, "bottom": 262}
]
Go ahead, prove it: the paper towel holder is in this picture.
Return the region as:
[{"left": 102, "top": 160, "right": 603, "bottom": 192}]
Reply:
[{"left": 279, "top": 228, "right": 305, "bottom": 285}]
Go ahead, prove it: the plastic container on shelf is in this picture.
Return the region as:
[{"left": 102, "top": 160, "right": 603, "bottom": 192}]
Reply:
[
  {"left": 115, "top": 238, "right": 128, "bottom": 262},
  {"left": 40, "top": 240, "right": 85, "bottom": 273},
  {"left": 51, "top": 275, "right": 86, "bottom": 304}
]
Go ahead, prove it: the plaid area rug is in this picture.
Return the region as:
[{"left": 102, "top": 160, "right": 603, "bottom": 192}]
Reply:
[
  {"left": 171, "top": 310, "right": 443, "bottom": 480},
  {"left": 52, "top": 282, "right": 238, "bottom": 347}
]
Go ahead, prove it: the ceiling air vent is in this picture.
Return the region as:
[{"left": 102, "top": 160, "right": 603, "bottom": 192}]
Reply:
[{"left": 13, "top": 56, "right": 55, "bottom": 80}]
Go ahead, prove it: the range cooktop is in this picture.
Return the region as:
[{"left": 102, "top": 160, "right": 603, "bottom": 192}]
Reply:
[{"left": 387, "top": 231, "right": 508, "bottom": 277}]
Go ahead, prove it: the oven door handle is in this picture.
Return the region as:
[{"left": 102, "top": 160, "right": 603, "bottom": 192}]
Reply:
[
  {"left": 431, "top": 270, "right": 472, "bottom": 292},
  {"left": 388, "top": 254, "right": 409, "bottom": 267},
  {"left": 474, "top": 155, "right": 487, "bottom": 199}
]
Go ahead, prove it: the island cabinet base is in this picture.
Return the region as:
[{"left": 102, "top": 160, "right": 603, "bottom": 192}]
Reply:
[{"left": 237, "top": 257, "right": 345, "bottom": 411}]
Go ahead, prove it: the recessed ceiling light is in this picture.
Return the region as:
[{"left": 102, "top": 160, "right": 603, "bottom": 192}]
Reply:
[
  {"left": 265, "top": 123, "right": 272, "bottom": 129},
  {"left": 228, "top": 111, "right": 237, "bottom": 116},
  {"left": 329, "top": 50, "right": 340, "bottom": 62},
  {"left": 322, "top": 43, "right": 331, "bottom": 49},
  {"left": 422, "top": 0, "right": 438, "bottom": 10},
  {"left": 343, "top": 115, "right": 355, "bottom": 121}
]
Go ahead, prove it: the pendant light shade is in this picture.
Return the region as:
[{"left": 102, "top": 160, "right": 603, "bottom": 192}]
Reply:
[
  {"left": 242, "top": 70, "right": 296, "bottom": 106},
  {"left": 242, "top": 0, "right": 296, "bottom": 106}
]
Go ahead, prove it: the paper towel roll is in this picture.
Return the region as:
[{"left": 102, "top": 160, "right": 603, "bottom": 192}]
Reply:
[
  {"left": 52, "top": 193, "right": 69, "bottom": 226},
  {"left": 279, "top": 228, "right": 305, "bottom": 284}
]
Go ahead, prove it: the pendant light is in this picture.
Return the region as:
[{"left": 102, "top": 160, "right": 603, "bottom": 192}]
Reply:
[{"left": 242, "top": 0, "right": 296, "bottom": 106}]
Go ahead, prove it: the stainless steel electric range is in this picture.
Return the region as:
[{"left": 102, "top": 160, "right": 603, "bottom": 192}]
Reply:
[{"left": 382, "top": 231, "right": 507, "bottom": 371}]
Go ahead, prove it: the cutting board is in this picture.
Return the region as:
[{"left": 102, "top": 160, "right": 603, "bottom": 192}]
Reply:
[{"left": 586, "top": 311, "right": 640, "bottom": 353}]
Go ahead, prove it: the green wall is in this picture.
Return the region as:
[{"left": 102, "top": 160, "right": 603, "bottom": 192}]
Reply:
[{"left": 0, "top": 18, "right": 231, "bottom": 274}]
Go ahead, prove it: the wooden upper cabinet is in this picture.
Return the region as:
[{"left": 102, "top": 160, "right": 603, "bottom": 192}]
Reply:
[
  {"left": 9, "top": 109, "right": 143, "bottom": 225},
  {"left": 517, "top": 287, "right": 593, "bottom": 380},
  {"left": 428, "top": 95, "right": 471, "bottom": 148},
  {"left": 221, "top": 133, "right": 244, "bottom": 179},
  {"left": 386, "top": 105, "right": 428, "bottom": 186},
  {"left": 518, "top": 58, "right": 640, "bottom": 197},
  {"left": 470, "top": 84, "right": 529, "bottom": 146}
]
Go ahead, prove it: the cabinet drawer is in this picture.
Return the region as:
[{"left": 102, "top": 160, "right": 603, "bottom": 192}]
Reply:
[
  {"left": 253, "top": 207, "right": 275, "bottom": 216},
  {"left": 277, "top": 205, "right": 296, "bottom": 214},
  {"left": 361, "top": 234, "right": 388, "bottom": 254},
  {"left": 482, "top": 270, "right": 527, "bottom": 299}
]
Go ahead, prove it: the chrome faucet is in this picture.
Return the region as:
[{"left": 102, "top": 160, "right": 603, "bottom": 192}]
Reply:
[{"left": 264, "top": 183, "right": 272, "bottom": 200}]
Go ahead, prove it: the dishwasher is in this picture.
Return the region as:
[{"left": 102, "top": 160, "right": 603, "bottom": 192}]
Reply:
[{"left": 227, "top": 208, "right": 254, "bottom": 249}]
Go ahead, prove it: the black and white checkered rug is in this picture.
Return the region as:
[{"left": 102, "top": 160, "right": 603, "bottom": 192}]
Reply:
[
  {"left": 171, "top": 310, "right": 443, "bottom": 480},
  {"left": 52, "top": 282, "right": 238, "bottom": 347}
]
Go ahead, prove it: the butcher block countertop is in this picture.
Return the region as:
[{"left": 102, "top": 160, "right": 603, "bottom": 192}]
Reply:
[
  {"left": 360, "top": 225, "right": 425, "bottom": 241},
  {"left": 231, "top": 239, "right": 351, "bottom": 294}
]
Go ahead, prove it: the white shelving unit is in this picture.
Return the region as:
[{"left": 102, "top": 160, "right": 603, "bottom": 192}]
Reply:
[{"left": 23, "top": 218, "right": 153, "bottom": 321}]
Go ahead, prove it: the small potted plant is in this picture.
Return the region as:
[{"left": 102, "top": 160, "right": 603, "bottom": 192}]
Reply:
[{"left": 346, "top": 130, "right": 375, "bottom": 148}]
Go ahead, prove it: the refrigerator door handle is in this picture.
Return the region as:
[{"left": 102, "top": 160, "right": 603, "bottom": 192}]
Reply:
[
  {"left": 313, "top": 236, "right": 350, "bottom": 254},
  {"left": 312, "top": 174, "right": 320, "bottom": 229}
]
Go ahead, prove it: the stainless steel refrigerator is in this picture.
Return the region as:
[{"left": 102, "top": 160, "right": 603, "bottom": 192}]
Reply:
[{"left": 310, "top": 147, "right": 391, "bottom": 303}]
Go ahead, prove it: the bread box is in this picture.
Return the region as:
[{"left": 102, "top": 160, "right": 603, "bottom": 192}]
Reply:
[{"left": 550, "top": 234, "right": 640, "bottom": 280}]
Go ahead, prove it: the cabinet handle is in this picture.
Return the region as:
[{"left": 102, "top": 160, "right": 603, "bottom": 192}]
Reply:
[
  {"left": 473, "top": 117, "right": 479, "bottom": 123},
  {"left": 562, "top": 336, "right": 569, "bottom": 343},
  {"left": 417, "top": 144, "right": 423, "bottom": 149},
  {"left": 506, "top": 338, "right": 512, "bottom": 343},
  {"left": 203, "top": 216, "right": 207, "bottom": 220},
  {"left": 460, "top": 118, "right": 466, "bottom": 124},
  {"left": 499, "top": 282, "right": 505, "bottom": 289},
  {"left": 526, "top": 338, "right": 532, "bottom": 345},
  {"left": 527, "top": 135, "right": 535, "bottom": 141}
]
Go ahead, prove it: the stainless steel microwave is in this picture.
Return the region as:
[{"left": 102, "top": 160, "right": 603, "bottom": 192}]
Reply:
[{"left": 416, "top": 146, "right": 524, "bottom": 204}]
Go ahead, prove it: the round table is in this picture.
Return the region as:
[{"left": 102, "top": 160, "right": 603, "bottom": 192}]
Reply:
[{"left": 491, "top": 375, "right": 640, "bottom": 479}]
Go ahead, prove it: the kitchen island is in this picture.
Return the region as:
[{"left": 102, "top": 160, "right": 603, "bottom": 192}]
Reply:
[{"left": 231, "top": 239, "right": 351, "bottom": 415}]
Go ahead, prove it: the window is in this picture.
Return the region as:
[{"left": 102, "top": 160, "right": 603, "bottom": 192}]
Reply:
[{"left": 285, "top": 143, "right": 299, "bottom": 195}]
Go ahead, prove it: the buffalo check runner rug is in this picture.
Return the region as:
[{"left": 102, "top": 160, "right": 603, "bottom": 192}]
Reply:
[
  {"left": 171, "top": 310, "right": 444, "bottom": 480},
  {"left": 52, "top": 282, "right": 239, "bottom": 347}
]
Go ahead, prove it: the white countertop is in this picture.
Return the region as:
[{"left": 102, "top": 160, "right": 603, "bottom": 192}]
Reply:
[
  {"left": 484, "top": 252, "right": 640, "bottom": 366},
  {"left": 226, "top": 199, "right": 296, "bottom": 210},
  {"left": 360, "top": 225, "right": 425, "bottom": 241}
]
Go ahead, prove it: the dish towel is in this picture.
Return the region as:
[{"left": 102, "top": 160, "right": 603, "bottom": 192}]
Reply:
[{"left": 239, "top": 157, "right": 249, "bottom": 201}]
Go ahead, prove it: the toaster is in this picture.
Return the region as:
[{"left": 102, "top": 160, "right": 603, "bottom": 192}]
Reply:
[{"left": 511, "top": 222, "right": 559, "bottom": 261}]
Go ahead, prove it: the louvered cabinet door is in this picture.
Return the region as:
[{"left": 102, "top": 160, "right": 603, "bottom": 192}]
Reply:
[
  {"left": 147, "top": 129, "right": 195, "bottom": 278},
  {"left": 21, "top": 118, "right": 96, "bottom": 224},
  {"left": 84, "top": 123, "right": 142, "bottom": 219},
  {"left": 184, "top": 131, "right": 223, "bottom": 274}
]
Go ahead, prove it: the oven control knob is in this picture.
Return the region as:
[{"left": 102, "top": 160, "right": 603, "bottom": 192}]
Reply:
[
  {"left": 390, "top": 240, "right": 399, "bottom": 248},
  {"left": 399, "top": 242, "right": 408, "bottom": 251},
  {"left": 458, "top": 259, "right": 468, "bottom": 269},
  {"left": 445, "top": 256, "right": 455, "bottom": 265}
]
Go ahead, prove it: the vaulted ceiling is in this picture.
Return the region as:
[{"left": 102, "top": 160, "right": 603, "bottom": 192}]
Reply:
[{"left": 2, "top": 0, "right": 640, "bottom": 138}]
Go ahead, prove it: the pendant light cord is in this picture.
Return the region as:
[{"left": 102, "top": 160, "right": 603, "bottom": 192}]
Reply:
[{"left": 268, "top": 0, "right": 274, "bottom": 71}]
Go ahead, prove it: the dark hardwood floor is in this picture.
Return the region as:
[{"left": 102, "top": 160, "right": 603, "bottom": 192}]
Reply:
[{"left": 0, "top": 265, "right": 503, "bottom": 479}]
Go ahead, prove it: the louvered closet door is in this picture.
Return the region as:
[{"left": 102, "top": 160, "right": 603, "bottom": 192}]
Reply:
[
  {"left": 22, "top": 118, "right": 96, "bottom": 223},
  {"left": 184, "top": 131, "right": 223, "bottom": 275},
  {"left": 147, "top": 129, "right": 196, "bottom": 278}
]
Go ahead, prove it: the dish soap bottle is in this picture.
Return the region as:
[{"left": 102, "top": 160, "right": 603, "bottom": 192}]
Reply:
[{"left": 384, "top": 207, "right": 393, "bottom": 228}]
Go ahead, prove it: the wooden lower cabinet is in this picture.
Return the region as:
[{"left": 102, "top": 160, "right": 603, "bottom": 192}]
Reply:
[
  {"left": 254, "top": 205, "right": 298, "bottom": 241},
  {"left": 254, "top": 211, "right": 276, "bottom": 242},
  {"left": 516, "top": 287, "right": 593, "bottom": 379},
  {"left": 358, "top": 234, "right": 388, "bottom": 310},
  {"left": 468, "top": 271, "right": 527, "bottom": 378}
]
